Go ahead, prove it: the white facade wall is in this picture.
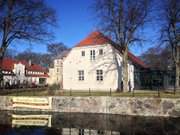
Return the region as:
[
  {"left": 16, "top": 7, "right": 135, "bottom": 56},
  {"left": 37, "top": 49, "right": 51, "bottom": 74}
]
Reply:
[
  {"left": 13, "top": 63, "right": 26, "bottom": 83},
  {"left": 27, "top": 76, "right": 48, "bottom": 85},
  {"left": 48, "top": 59, "right": 63, "bottom": 85},
  {"left": 63, "top": 44, "right": 134, "bottom": 91},
  {"left": 47, "top": 68, "right": 55, "bottom": 84},
  {"left": 32, "top": 77, "right": 39, "bottom": 84}
]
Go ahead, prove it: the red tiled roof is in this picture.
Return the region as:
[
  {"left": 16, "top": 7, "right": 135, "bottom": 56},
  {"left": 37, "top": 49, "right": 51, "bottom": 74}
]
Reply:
[
  {"left": 76, "top": 31, "right": 113, "bottom": 47},
  {"left": 0, "top": 58, "right": 48, "bottom": 73},
  {"left": 128, "top": 52, "right": 148, "bottom": 68},
  {"left": 27, "top": 64, "right": 47, "bottom": 72},
  {"left": 0, "top": 58, "right": 15, "bottom": 71},
  {"left": 75, "top": 31, "right": 147, "bottom": 68}
]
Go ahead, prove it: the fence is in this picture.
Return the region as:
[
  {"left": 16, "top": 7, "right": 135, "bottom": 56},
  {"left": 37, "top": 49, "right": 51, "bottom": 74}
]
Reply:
[{"left": 0, "top": 87, "right": 179, "bottom": 98}]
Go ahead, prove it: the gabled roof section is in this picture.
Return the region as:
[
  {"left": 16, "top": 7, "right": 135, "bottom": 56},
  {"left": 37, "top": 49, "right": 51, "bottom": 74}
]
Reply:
[
  {"left": 0, "top": 58, "right": 15, "bottom": 71},
  {"left": 110, "top": 44, "right": 148, "bottom": 68},
  {"left": 26, "top": 64, "right": 47, "bottom": 72},
  {"left": 128, "top": 52, "right": 148, "bottom": 68},
  {"left": 76, "top": 31, "right": 113, "bottom": 47},
  {"left": 75, "top": 31, "right": 148, "bottom": 68},
  {"left": 0, "top": 58, "right": 48, "bottom": 73}
]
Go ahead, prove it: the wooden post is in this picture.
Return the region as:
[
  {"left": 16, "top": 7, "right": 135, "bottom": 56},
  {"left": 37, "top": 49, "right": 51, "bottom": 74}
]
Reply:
[
  {"left": 175, "top": 46, "right": 180, "bottom": 91},
  {"left": 174, "top": 85, "right": 176, "bottom": 95},
  {"left": 110, "top": 88, "right": 112, "bottom": 96},
  {"left": 70, "top": 88, "right": 72, "bottom": 96},
  {"left": 132, "top": 89, "right": 135, "bottom": 97},
  {"left": 158, "top": 87, "right": 160, "bottom": 97},
  {"left": 89, "top": 88, "right": 91, "bottom": 96}
]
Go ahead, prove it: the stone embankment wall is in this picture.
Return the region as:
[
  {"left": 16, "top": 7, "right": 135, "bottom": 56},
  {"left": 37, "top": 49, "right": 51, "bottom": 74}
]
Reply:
[{"left": 0, "top": 96, "right": 180, "bottom": 117}]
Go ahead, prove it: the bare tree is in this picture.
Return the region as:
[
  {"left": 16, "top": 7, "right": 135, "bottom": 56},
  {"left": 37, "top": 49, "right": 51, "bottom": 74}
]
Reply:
[
  {"left": 4, "top": 48, "right": 17, "bottom": 58},
  {"left": 47, "top": 42, "right": 68, "bottom": 57},
  {"left": 0, "top": 0, "right": 56, "bottom": 85},
  {"left": 94, "top": 0, "right": 151, "bottom": 91},
  {"left": 141, "top": 46, "right": 173, "bottom": 70},
  {"left": 15, "top": 51, "right": 52, "bottom": 67},
  {"left": 160, "top": 0, "right": 180, "bottom": 90}
]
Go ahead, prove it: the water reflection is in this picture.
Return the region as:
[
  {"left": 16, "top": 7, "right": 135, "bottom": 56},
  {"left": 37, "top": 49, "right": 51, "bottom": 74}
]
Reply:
[
  {"left": 0, "top": 111, "right": 179, "bottom": 135},
  {"left": 12, "top": 114, "right": 52, "bottom": 127}
]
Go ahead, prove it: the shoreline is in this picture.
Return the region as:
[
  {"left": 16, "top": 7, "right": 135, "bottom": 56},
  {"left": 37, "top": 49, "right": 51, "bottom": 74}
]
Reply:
[{"left": 0, "top": 96, "right": 180, "bottom": 117}]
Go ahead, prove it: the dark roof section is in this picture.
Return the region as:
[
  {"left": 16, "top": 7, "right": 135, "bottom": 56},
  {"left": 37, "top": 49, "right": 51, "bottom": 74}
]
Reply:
[
  {"left": 75, "top": 31, "right": 148, "bottom": 68},
  {"left": 128, "top": 52, "right": 148, "bottom": 68}
]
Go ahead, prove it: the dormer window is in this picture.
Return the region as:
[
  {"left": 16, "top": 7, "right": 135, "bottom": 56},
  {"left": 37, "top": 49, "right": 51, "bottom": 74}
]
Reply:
[{"left": 81, "top": 51, "right": 85, "bottom": 56}]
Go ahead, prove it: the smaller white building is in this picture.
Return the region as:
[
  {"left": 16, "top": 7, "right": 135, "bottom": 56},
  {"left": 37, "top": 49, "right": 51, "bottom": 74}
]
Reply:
[
  {"left": 47, "top": 50, "right": 70, "bottom": 87},
  {"left": 0, "top": 58, "right": 48, "bottom": 87},
  {"left": 48, "top": 59, "right": 63, "bottom": 85},
  {"left": 25, "top": 64, "right": 49, "bottom": 85}
]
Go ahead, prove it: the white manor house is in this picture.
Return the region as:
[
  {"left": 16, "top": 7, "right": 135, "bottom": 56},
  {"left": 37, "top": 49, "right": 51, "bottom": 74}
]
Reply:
[
  {"left": 0, "top": 58, "right": 48, "bottom": 87},
  {"left": 62, "top": 31, "right": 147, "bottom": 91}
]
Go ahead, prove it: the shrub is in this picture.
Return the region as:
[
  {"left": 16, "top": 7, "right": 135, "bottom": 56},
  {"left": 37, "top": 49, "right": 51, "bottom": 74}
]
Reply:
[{"left": 48, "top": 83, "right": 61, "bottom": 91}]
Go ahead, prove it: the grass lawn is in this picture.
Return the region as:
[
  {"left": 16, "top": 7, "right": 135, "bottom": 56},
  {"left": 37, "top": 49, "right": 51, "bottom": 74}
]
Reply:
[{"left": 4, "top": 89, "right": 180, "bottom": 98}]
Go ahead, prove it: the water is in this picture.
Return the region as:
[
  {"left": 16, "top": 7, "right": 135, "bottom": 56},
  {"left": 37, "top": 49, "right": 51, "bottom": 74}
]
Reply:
[{"left": 0, "top": 111, "right": 180, "bottom": 135}]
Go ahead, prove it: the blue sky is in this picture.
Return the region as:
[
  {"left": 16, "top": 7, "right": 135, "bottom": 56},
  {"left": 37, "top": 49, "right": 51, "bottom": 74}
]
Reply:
[{"left": 10, "top": 0, "right": 159, "bottom": 56}]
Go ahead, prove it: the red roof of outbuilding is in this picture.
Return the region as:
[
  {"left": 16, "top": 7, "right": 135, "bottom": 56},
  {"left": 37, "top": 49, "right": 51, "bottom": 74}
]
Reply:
[
  {"left": 0, "top": 58, "right": 48, "bottom": 74},
  {"left": 0, "top": 58, "right": 15, "bottom": 71},
  {"left": 27, "top": 64, "right": 47, "bottom": 72},
  {"left": 128, "top": 52, "right": 148, "bottom": 68},
  {"left": 75, "top": 31, "right": 147, "bottom": 68}
]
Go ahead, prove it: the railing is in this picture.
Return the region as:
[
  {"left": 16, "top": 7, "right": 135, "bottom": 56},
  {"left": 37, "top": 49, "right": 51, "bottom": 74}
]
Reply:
[{"left": 1, "top": 87, "right": 179, "bottom": 98}]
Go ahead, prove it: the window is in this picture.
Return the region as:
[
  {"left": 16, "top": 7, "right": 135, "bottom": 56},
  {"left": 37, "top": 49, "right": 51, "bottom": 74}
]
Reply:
[
  {"left": 90, "top": 50, "right": 95, "bottom": 60},
  {"left": 18, "top": 70, "right": 21, "bottom": 75},
  {"left": 97, "top": 130, "right": 104, "bottom": 135},
  {"left": 78, "top": 70, "right": 84, "bottom": 81},
  {"left": 81, "top": 51, "right": 85, "bottom": 56},
  {"left": 57, "top": 60, "right": 59, "bottom": 65},
  {"left": 99, "top": 49, "right": 103, "bottom": 55},
  {"left": 96, "top": 70, "right": 103, "bottom": 81},
  {"left": 57, "top": 68, "right": 59, "bottom": 72},
  {"left": 79, "top": 129, "right": 84, "bottom": 135}
]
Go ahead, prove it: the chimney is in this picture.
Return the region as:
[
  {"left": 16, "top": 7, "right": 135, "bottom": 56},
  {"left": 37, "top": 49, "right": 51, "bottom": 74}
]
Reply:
[{"left": 28, "top": 60, "right": 31, "bottom": 66}]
